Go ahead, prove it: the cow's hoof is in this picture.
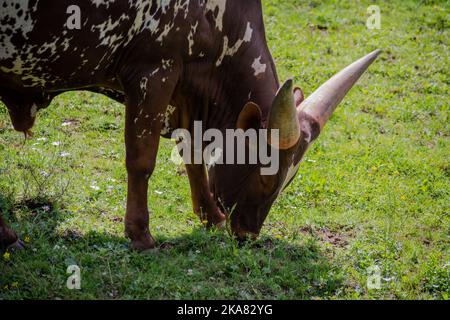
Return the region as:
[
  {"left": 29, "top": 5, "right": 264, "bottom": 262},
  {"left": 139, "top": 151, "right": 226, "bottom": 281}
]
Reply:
[
  {"left": 130, "top": 235, "right": 156, "bottom": 252},
  {"left": 0, "top": 228, "right": 20, "bottom": 253},
  {"left": 140, "top": 248, "right": 159, "bottom": 255},
  {"left": 7, "top": 239, "right": 25, "bottom": 251},
  {"left": 215, "top": 220, "right": 227, "bottom": 230},
  {"left": 205, "top": 211, "right": 226, "bottom": 230}
]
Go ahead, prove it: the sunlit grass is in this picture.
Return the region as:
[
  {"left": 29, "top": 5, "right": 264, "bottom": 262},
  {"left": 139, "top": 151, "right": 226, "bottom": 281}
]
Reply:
[{"left": 0, "top": 0, "right": 448, "bottom": 299}]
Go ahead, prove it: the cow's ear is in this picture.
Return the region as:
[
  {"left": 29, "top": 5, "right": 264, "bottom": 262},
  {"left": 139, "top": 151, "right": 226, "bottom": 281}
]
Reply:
[
  {"left": 294, "top": 87, "right": 304, "bottom": 108},
  {"left": 236, "top": 102, "right": 262, "bottom": 131}
]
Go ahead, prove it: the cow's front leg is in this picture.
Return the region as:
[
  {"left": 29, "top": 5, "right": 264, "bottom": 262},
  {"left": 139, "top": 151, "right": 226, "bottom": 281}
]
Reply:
[
  {"left": 0, "top": 215, "right": 20, "bottom": 251},
  {"left": 185, "top": 164, "right": 226, "bottom": 228},
  {"left": 122, "top": 65, "right": 178, "bottom": 251}
]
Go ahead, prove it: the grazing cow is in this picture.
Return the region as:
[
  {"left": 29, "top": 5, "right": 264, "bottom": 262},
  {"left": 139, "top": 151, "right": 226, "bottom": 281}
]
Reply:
[{"left": 0, "top": 0, "right": 379, "bottom": 251}]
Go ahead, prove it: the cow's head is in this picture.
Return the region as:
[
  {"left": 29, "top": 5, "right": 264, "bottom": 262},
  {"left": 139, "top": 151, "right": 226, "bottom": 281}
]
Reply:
[
  {"left": 209, "top": 50, "right": 380, "bottom": 240},
  {"left": 1, "top": 91, "right": 51, "bottom": 137},
  {"left": 7, "top": 105, "right": 36, "bottom": 136}
]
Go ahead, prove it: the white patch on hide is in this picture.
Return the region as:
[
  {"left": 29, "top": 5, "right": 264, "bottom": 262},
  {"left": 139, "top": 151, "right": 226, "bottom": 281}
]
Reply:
[
  {"left": 0, "top": 0, "right": 36, "bottom": 60},
  {"left": 216, "top": 22, "right": 253, "bottom": 66},
  {"left": 206, "top": 0, "right": 227, "bottom": 31},
  {"left": 160, "top": 105, "right": 176, "bottom": 135},
  {"left": 188, "top": 22, "right": 199, "bottom": 55},
  {"left": 30, "top": 104, "right": 38, "bottom": 117},
  {"left": 252, "top": 56, "right": 267, "bottom": 77}
]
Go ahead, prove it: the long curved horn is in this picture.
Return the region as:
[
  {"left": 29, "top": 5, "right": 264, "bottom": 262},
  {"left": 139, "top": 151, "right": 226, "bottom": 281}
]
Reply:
[
  {"left": 298, "top": 49, "right": 381, "bottom": 141},
  {"left": 268, "top": 79, "right": 301, "bottom": 149},
  {"left": 277, "top": 50, "right": 381, "bottom": 195}
]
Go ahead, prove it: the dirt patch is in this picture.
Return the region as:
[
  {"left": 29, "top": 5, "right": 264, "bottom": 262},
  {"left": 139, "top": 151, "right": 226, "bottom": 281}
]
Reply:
[
  {"left": 159, "top": 242, "right": 175, "bottom": 250},
  {"left": 110, "top": 216, "right": 123, "bottom": 223},
  {"left": 61, "top": 119, "right": 81, "bottom": 128},
  {"left": 60, "top": 229, "right": 83, "bottom": 241},
  {"left": 17, "top": 197, "right": 55, "bottom": 215},
  {"left": 299, "top": 225, "right": 353, "bottom": 248}
]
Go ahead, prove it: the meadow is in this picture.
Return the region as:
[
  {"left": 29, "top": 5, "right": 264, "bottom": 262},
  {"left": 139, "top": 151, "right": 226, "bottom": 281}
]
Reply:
[{"left": 0, "top": 0, "right": 448, "bottom": 299}]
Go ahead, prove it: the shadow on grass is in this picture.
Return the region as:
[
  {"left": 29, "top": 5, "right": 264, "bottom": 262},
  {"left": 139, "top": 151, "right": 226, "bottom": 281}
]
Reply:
[
  {"left": 1, "top": 194, "right": 342, "bottom": 299},
  {"left": 0, "top": 193, "right": 65, "bottom": 241}
]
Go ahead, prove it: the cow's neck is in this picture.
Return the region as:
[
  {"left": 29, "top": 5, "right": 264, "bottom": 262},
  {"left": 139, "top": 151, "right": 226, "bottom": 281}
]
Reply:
[
  {"left": 183, "top": 21, "right": 279, "bottom": 131},
  {"left": 171, "top": 0, "right": 280, "bottom": 134},
  {"left": 214, "top": 46, "right": 279, "bottom": 129}
]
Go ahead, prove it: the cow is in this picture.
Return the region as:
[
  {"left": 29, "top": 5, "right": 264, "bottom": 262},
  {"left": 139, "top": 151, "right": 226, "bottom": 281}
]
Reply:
[{"left": 0, "top": 0, "right": 380, "bottom": 252}]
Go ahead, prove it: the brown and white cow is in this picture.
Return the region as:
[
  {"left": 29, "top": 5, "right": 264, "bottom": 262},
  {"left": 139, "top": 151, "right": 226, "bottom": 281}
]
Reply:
[{"left": 0, "top": 0, "right": 379, "bottom": 251}]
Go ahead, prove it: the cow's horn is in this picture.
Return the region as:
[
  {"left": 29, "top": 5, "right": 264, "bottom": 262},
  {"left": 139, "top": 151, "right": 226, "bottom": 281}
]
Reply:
[
  {"left": 298, "top": 50, "right": 381, "bottom": 136},
  {"left": 268, "top": 79, "right": 301, "bottom": 149}
]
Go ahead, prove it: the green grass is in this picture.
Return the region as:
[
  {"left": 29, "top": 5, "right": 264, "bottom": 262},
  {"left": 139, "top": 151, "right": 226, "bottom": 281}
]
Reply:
[{"left": 0, "top": 0, "right": 448, "bottom": 299}]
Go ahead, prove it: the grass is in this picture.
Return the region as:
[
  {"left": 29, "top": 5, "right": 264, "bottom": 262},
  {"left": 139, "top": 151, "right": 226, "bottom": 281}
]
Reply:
[{"left": 0, "top": 0, "right": 448, "bottom": 299}]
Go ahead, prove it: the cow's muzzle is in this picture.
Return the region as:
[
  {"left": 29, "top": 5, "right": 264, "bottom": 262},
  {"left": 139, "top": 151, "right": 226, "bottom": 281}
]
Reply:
[{"left": 8, "top": 109, "right": 36, "bottom": 134}]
